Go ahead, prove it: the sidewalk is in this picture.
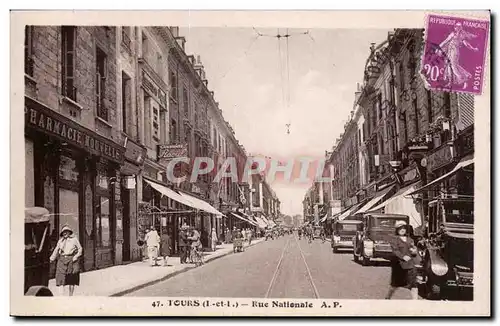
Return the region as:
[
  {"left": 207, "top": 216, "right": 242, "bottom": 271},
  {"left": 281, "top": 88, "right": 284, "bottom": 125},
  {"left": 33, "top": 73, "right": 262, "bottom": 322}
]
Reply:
[{"left": 49, "top": 238, "right": 265, "bottom": 297}]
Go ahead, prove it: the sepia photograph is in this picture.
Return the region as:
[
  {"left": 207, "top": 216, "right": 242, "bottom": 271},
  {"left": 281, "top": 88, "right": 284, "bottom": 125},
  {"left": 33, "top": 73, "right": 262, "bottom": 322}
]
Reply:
[{"left": 11, "top": 10, "right": 490, "bottom": 316}]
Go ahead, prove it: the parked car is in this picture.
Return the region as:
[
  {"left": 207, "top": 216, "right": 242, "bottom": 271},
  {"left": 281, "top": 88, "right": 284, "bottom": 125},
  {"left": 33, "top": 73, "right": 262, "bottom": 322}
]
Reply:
[
  {"left": 331, "top": 220, "right": 363, "bottom": 253},
  {"left": 353, "top": 213, "right": 410, "bottom": 266},
  {"left": 313, "top": 226, "right": 323, "bottom": 239},
  {"left": 419, "top": 197, "right": 473, "bottom": 300}
]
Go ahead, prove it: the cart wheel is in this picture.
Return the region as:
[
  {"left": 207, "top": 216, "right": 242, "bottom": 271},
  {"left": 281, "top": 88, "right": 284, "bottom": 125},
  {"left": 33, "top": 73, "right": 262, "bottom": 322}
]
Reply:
[{"left": 25, "top": 286, "right": 53, "bottom": 296}]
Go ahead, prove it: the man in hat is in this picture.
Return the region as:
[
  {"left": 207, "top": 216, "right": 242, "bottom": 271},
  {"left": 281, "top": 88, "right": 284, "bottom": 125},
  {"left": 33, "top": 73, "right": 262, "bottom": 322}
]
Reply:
[
  {"left": 178, "top": 225, "right": 189, "bottom": 264},
  {"left": 49, "top": 225, "right": 83, "bottom": 296}
]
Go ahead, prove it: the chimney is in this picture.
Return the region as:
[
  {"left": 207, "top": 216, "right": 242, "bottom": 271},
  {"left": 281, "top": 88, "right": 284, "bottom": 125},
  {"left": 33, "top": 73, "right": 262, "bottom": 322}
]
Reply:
[
  {"left": 188, "top": 55, "right": 195, "bottom": 66},
  {"left": 210, "top": 91, "right": 214, "bottom": 97}
]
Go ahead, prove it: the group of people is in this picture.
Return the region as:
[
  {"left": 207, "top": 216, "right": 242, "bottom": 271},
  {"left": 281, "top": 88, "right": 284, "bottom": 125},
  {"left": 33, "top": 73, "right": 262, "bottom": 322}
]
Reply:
[
  {"left": 139, "top": 226, "right": 172, "bottom": 267},
  {"left": 225, "top": 227, "right": 253, "bottom": 245},
  {"left": 178, "top": 225, "right": 203, "bottom": 264}
]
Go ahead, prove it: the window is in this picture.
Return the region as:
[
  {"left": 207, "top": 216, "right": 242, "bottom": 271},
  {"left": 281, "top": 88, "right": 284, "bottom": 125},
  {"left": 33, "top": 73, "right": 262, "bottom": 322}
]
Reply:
[
  {"left": 24, "top": 26, "right": 34, "bottom": 76},
  {"left": 121, "top": 26, "right": 131, "bottom": 50},
  {"left": 183, "top": 88, "right": 189, "bottom": 118},
  {"left": 377, "top": 93, "right": 383, "bottom": 120},
  {"left": 399, "top": 61, "right": 405, "bottom": 90},
  {"left": 96, "top": 47, "right": 107, "bottom": 120},
  {"left": 170, "top": 119, "right": 177, "bottom": 144},
  {"left": 427, "top": 90, "right": 433, "bottom": 124},
  {"left": 142, "top": 33, "right": 148, "bottom": 57},
  {"left": 402, "top": 110, "right": 408, "bottom": 143},
  {"left": 152, "top": 102, "right": 160, "bottom": 142},
  {"left": 412, "top": 98, "right": 419, "bottom": 135},
  {"left": 121, "top": 72, "right": 131, "bottom": 134},
  {"left": 61, "top": 26, "right": 77, "bottom": 101},
  {"left": 444, "top": 92, "right": 451, "bottom": 118},
  {"left": 170, "top": 71, "right": 178, "bottom": 101}
]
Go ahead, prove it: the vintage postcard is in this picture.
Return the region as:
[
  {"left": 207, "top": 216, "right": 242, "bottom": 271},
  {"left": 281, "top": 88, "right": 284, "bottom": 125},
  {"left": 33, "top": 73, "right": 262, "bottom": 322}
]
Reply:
[{"left": 10, "top": 10, "right": 490, "bottom": 316}]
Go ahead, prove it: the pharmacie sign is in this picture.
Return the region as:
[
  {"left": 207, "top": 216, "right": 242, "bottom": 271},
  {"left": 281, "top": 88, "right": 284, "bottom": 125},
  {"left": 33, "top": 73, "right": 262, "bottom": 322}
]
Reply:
[{"left": 25, "top": 98, "right": 124, "bottom": 163}]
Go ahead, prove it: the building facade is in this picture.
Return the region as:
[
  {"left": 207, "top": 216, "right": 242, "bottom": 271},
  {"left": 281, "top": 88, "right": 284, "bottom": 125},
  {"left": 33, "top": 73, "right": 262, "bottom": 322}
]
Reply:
[
  {"left": 25, "top": 26, "right": 127, "bottom": 272},
  {"left": 319, "top": 28, "right": 475, "bottom": 230}
]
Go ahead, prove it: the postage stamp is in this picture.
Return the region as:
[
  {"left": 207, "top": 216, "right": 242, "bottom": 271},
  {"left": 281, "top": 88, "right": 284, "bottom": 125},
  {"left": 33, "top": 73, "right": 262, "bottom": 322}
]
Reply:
[{"left": 421, "top": 14, "right": 490, "bottom": 95}]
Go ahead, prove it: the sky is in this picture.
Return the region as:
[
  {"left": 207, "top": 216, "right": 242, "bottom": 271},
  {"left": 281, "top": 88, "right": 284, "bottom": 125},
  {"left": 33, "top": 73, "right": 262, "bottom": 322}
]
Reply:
[{"left": 181, "top": 27, "right": 389, "bottom": 216}]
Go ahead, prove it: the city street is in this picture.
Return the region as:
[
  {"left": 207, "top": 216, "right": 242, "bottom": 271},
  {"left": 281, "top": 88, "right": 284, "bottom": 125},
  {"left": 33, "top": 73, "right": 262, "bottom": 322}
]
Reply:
[{"left": 127, "top": 234, "right": 413, "bottom": 299}]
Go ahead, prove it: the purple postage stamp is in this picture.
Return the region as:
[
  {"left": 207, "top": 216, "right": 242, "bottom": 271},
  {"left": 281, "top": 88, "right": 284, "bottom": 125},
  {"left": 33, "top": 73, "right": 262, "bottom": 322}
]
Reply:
[{"left": 421, "top": 14, "right": 490, "bottom": 95}]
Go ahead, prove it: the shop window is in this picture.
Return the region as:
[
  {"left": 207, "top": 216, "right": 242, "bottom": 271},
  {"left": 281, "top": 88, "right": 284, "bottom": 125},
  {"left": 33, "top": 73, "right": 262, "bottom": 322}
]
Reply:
[
  {"left": 25, "top": 139, "right": 35, "bottom": 207},
  {"left": 61, "top": 26, "right": 77, "bottom": 101},
  {"left": 96, "top": 47, "right": 108, "bottom": 121},
  {"left": 24, "top": 26, "right": 34, "bottom": 76},
  {"left": 96, "top": 196, "right": 111, "bottom": 247},
  {"left": 59, "top": 188, "right": 80, "bottom": 237}
]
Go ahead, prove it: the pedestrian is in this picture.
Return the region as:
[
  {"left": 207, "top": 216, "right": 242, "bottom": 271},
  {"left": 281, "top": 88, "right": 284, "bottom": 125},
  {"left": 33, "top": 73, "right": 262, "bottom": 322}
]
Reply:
[
  {"left": 385, "top": 221, "right": 420, "bottom": 300},
  {"left": 179, "top": 225, "right": 189, "bottom": 264},
  {"left": 49, "top": 225, "right": 83, "bottom": 296},
  {"left": 141, "top": 227, "right": 150, "bottom": 261},
  {"left": 225, "top": 227, "right": 231, "bottom": 244},
  {"left": 188, "top": 228, "right": 202, "bottom": 262},
  {"left": 210, "top": 227, "right": 218, "bottom": 251},
  {"left": 160, "top": 231, "right": 171, "bottom": 267},
  {"left": 145, "top": 227, "right": 161, "bottom": 266},
  {"left": 248, "top": 228, "right": 253, "bottom": 245}
]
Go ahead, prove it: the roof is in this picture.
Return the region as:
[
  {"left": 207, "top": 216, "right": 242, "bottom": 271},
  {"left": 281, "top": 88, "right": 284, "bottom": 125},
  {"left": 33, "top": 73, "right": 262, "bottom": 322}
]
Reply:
[
  {"left": 336, "top": 220, "right": 363, "bottom": 224},
  {"left": 364, "top": 213, "right": 409, "bottom": 219}
]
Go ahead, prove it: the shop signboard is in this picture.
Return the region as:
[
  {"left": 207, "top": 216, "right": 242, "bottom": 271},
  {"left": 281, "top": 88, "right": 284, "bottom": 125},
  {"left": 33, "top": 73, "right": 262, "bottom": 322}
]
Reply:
[
  {"left": 427, "top": 143, "right": 454, "bottom": 171},
  {"left": 25, "top": 98, "right": 125, "bottom": 163}
]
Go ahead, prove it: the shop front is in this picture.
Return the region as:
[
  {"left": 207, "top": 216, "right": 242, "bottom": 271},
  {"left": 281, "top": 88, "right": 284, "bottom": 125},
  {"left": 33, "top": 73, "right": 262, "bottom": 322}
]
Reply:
[{"left": 25, "top": 96, "right": 125, "bottom": 274}]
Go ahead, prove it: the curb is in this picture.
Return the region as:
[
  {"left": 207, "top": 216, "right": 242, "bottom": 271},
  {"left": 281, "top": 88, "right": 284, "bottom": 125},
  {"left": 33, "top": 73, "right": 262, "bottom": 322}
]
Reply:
[{"left": 112, "top": 239, "right": 265, "bottom": 297}]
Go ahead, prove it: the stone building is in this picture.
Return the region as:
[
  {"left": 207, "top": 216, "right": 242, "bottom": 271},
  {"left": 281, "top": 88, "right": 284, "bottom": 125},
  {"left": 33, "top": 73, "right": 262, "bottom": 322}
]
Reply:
[
  {"left": 24, "top": 26, "right": 126, "bottom": 271},
  {"left": 322, "top": 28, "right": 474, "bottom": 229}
]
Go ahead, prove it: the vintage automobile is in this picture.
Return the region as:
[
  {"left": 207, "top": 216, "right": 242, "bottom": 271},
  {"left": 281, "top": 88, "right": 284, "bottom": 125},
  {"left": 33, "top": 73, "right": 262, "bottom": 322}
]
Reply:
[
  {"left": 353, "top": 213, "right": 410, "bottom": 266},
  {"left": 313, "top": 226, "right": 323, "bottom": 239},
  {"left": 331, "top": 220, "right": 363, "bottom": 253},
  {"left": 419, "top": 197, "right": 473, "bottom": 300}
]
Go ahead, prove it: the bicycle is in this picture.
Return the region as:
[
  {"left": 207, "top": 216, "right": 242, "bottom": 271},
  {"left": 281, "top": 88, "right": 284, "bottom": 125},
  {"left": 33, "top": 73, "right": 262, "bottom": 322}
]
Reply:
[{"left": 190, "top": 246, "right": 204, "bottom": 266}]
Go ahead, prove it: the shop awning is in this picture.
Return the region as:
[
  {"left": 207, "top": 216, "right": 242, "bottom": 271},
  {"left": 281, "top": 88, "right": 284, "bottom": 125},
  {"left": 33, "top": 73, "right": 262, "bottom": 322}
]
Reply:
[
  {"left": 178, "top": 191, "right": 225, "bottom": 218},
  {"left": 370, "top": 182, "right": 422, "bottom": 228},
  {"left": 336, "top": 201, "right": 365, "bottom": 221},
  {"left": 144, "top": 179, "right": 196, "bottom": 209},
  {"left": 356, "top": 185, "right": 395, "bottom": 214},
  {"left": 371, "top": 182, "right": 421, "bottom": 212},
  {"left": 230, "top": 212, "right": 259, "bottom": 227},
  {"left": 145, "top": 179, "right": 225, "bottom": 218},
  {"left": 253, "top": 216, "right": 268, "bottom": 229},
  {"left": 406, "top": 155, "right": 474, "bottom": 196}
]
